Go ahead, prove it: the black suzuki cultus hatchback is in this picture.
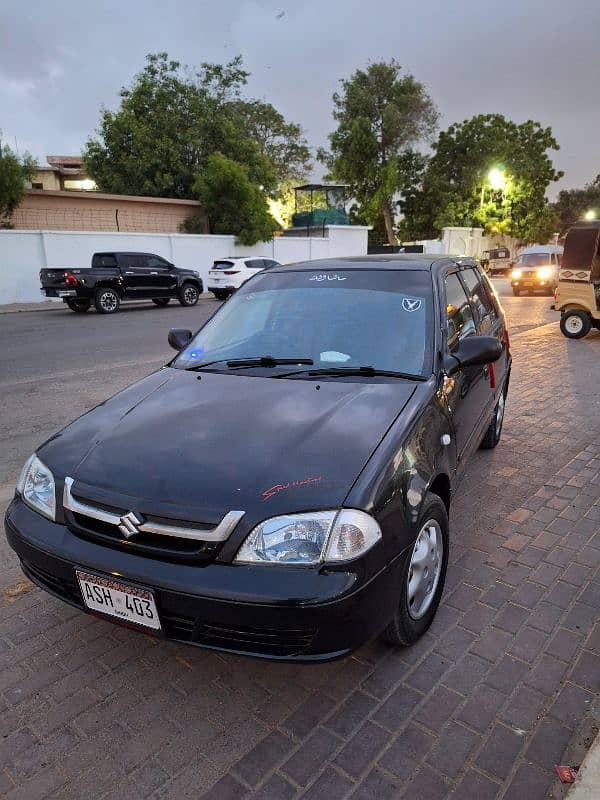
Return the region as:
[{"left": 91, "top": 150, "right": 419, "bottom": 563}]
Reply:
[{"left": 6, "top": 255, "right": 510, "bottom": 661}]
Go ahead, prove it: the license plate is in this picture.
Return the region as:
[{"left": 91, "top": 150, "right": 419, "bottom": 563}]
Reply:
[
  {"left": 76, "top": 570, "right": 161, "bottom": 630},
  {"left": 57, "top": 290, "right": 76, "bottom": 297}
]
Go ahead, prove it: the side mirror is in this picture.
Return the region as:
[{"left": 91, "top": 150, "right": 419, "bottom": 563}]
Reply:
[
  {"left": 168, "top": 328, "right": 192, "bottom": 351},
  {"left": 445, "top": 336, "right": 502, "bottom": 376}
]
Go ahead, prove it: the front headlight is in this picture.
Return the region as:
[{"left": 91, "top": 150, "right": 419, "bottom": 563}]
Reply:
[
  {"left": 234, "top": 509, "right": 382, "bottom": 565},
  {"left": 16, "top": 454, "right": 56, "bottom": 520},
  {"left": 511, "top": 269, "right": 522, "bottom": 280},
  {"left": 537, "top": 267, "right": 552, "bottom": 280}
]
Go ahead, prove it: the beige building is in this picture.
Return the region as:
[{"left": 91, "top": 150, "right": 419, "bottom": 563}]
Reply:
[
  {"left": 29, "top": 155, "right": 97, "bottom": 192},
  {"left": 12, "top": 189, "right": 206, "bottom": 234}
]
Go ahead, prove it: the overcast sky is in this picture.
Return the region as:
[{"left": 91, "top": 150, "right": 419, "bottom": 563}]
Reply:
[{"left": 2, "top": 0, "right": 599, "bottom": 196}]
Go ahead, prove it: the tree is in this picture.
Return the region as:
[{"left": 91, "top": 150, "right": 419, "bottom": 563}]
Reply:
[
  {"left": 319, "top": 60, "right": 438, "bottom": 244},
  {"left": 0, "top": 141, "right": 37, "bottom": 227},
  {"left": 553, "top": 175, "right": 600, "bottom": 235},
  {"left": 84, "top": 53, "right": 309, "bottom": 200},
  {"left": 194, "top": 153, "right": 279, "bottom": 245},
  {"left": 400, "top": 114, "right": 562, "bottom": 243},
  {"left": 231, "top": 100, "right": 311, "bottom": 184}
]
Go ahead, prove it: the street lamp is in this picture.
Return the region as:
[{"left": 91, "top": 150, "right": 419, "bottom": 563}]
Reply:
[
  {"left": 584, "top": 209, "right": 596, "bottom": 222},
  {"left": 488, "top": 167, "right": 506, "bottom": 192}
]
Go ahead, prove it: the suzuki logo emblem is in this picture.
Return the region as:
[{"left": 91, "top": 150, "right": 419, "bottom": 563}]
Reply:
[
  {"left": 402, "top": 297, "right": 422, "bottom": 312},
  {"left": 118, "top": 511, "right": 143, "bottom": 539}
]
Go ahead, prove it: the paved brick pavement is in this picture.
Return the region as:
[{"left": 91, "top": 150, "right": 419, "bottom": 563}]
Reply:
[{"left": 1, "top": 320, "right": 599, "bottom": 800}]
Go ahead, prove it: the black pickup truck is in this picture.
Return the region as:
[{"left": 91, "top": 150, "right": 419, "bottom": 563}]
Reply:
[{"left": 40, "top": 252, "right": 204, "bottom": 313}]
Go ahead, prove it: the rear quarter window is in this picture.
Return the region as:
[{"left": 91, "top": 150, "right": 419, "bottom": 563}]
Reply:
[{"left": 92, "top": 254, "right": 117, "bottom": 268}]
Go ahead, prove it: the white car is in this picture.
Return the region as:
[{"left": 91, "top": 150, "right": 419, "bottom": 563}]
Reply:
[{"left": 208, "top": 257, "right": 281, "bottom": 300}]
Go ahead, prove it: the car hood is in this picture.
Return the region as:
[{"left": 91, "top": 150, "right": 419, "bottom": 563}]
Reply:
[{"left": 40, "top": 368, "right": 418, "bottom": 521}]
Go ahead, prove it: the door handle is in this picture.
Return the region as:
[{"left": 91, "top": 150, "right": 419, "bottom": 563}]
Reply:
[
  {"left": 150, "top": 272, "right": 158, "bottom": 275},
  {"left": 124, "top": 271, "right": 134, "bottom": 275}
]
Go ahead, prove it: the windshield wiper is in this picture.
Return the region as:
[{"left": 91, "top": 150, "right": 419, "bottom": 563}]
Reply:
[
  {"left": 275, "top": 366, "right": 426, "bottom": 381},
  {"left": 226, "top": 356, "right": 313, "bottom": 369},
  {"left": 184, "top": 356, "right": 313, "bottom": 373}
]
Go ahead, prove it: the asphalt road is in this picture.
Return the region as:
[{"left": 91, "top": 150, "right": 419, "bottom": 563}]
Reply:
[{"left": 0, "top": 279, "right": 556, "bottom": 484}]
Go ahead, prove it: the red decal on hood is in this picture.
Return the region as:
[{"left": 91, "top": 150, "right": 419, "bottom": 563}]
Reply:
[{"left": 262, "top": 476, "right": 324, "bottom": 501}]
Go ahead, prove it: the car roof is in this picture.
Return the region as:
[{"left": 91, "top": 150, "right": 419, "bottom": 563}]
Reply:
[
  {"left": 215, "top": 256, "right": 266, "bottom": 261},
  {"left": 518, "top": 245, "right": 563, "bottom": 254},
  {"left": 268, "top": 254, "right": 478, "bottom": 273}
]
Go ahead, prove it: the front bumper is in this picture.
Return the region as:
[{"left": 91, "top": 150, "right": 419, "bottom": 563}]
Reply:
[
  {"left": 511, "top": 276, "right": 555, "bottom": 290},
  {"left": 5, "top": 497, "right": 402, "bottom": 662}
]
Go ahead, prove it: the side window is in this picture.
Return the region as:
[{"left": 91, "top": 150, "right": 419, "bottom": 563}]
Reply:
[
  {"left": 147, "top": 256, "right": 168, "bottom": 269},
  {"left": 460, "top": 267, "right": 497, "bottom": 332},
  {"left": 445, "top": 272, "right": 476, "bottom": 351},
  {"left": 557, "top": 253, "right": 562, "bottom": 265},
  {"left": 245, "top": 259, "right": 264, "bottom": 269}
]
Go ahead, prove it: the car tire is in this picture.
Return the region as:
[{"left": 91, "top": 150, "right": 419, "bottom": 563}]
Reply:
[
  {"left": 381, "top": 493, "right": 449, "bottom": 647},
  {"left": 213, "top": 290, "right": 228, "bottom": 301},
  {"left": 560, "top": 310, "right": 591, "bottom": 339},
  {"left": 480, "top": 387, "right": 506, "bottom": 450},
  {"left": 94, "top": 288, "right": 121, "bottom": 314},
  {"left": 179, "top": 283, "right": 200, "bottom": 307},
  {"left": 512, "top": 287, "right": 520, "bottom": 296},
  {"left": 66, "top": 298, "right": 91, "bottom": 313},
  {"left": 152, "top": 298, "right": 170, "bottom": 307}
]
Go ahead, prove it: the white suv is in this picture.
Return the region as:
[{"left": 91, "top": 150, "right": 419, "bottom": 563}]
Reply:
[{"left": 208, "top": 257, "right": 281, "bottom": 300}]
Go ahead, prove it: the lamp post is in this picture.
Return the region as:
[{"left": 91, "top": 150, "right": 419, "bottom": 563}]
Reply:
[
  {"left": 480, "top": 167, "right": 506, "bottom": 207},
  {"left": 584, "top": 209, "right": 597, "bottom": 222}
]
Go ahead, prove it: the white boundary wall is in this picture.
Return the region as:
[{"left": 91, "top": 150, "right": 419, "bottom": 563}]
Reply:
[{"left": 0, "top": 225, "right": 369, "bottom": 305}]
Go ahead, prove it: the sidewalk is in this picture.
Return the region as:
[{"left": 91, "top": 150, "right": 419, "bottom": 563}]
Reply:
[{"left": 0, "top": 321, "right": 598, "bottom": 800}]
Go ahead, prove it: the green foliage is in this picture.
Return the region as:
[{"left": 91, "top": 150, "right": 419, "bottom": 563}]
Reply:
[
  {"left": 399, "top": 114, "right": 562, "bottom": 243},
  {"left": 178, "top": 215, "right": 208, "bottom": 234},
  {"left": 194, "top": 153, "right": 279, "bottom": 245},
  {"left": 319, "top": 60, "right": 438, "bottom": 244},
  {"left": 552, "top": 175, "right": 600, "bottom": 235},
  {"left": 84, "top": 53, "right": 309, "bottom": 200},
  {"left": 230, "top": 100, "right": 311, "bottom": 183},
  {"left": 0, "top": 142, "right": 37, "bottom": 226}
]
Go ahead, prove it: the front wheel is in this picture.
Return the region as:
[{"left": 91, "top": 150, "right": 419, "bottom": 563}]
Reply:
[
  {"left": 94, "top": 288, "right": 120, "bottom": 314},
  {"left": 66, "top": 298, "right": 90, "bottom": 313},
  {"left": 381, "top": 493, "right": 449, "bottom": 647},
  {"left": 152, "top": 298, "right": 170, "bottom": 307},
  {"left": 179, "top": 283, "right": 200, "bottom": 307},
  {"left": 212, "top": 290, "right": 228, "bottom": 301},
  {"left": 560, "top": 310, "right": 591, "bottom": 339}
]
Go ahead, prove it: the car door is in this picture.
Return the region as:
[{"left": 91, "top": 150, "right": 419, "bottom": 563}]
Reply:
[
  {"left": 460, "top": 265, "right": 507, "bottom": 413},
  {"left": 119, "top": 254, "right": 146, "bottom": 297},
  {"left": 442, "top": 270, "right": 491, "bottom": 467},
  {"left": 240, "top": 259, "right": 266, "bottom": 285},
  {"left": 146, "top": 255, "right": 177, "bottom": 296}
]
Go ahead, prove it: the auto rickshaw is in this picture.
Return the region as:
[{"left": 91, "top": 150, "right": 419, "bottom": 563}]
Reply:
[{"left": 554, "top": 221, "right": 600, "bottom": 339}]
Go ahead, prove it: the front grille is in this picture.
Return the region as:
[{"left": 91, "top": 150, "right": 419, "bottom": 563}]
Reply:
[
  {"left": 161, "top": 612, "right": 317, "bottom": 657},
  {"left": 21, "top": 560, "right": 83, "bottom": 608},
  {"left": 68, "top": 510, "right": 219, "bottom": 563}
]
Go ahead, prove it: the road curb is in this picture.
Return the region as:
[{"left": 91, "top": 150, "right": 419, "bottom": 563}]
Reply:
[{"left": 567, "top": 730, "right": 600, "bottom": 799}]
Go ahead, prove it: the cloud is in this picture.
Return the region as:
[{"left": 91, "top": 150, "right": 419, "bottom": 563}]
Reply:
[{"left": 0, "top": 0, "right": 598, "bottom": 191}]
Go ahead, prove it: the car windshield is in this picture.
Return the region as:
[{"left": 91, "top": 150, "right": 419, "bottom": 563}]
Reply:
[
  {"left": 516, "top": 253, "right": 552, "bottom": 266},
  {"left": 173, "top": 268, "right": 434, "bottom": 377}
]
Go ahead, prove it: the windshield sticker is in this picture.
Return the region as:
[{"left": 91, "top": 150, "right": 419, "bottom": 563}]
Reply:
[
  {"left": 309, "top": 273, "right": 347, "bottom": 282},
  {"left": 262, "top": 475, "right": 323, "bottom": 501},
  {"left": 402, "top": 297, "right": 423, "bottom": 313}
]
